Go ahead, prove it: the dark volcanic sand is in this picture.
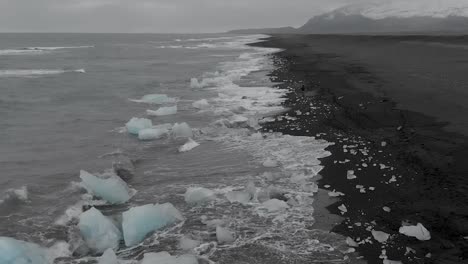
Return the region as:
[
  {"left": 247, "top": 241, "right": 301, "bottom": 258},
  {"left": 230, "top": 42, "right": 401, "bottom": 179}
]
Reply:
[{"left": 251, "top": 35, "right": 468, "bottom": 264}]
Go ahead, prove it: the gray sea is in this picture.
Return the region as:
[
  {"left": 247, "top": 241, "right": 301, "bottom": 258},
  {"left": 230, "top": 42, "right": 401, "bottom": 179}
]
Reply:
[{"left": 0, "top": 33, "right": 348, "bottom": 263}]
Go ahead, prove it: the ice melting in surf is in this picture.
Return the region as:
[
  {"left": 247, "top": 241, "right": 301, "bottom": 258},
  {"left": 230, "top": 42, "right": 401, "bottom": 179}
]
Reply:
[
  {"left": 192, "top": 99, "right": 210, "bottom": 109},
  {"left": 141, "top": 252, "right": 198, "bottom": 264},
  {"left": 262, "top": 199, "right": 289, "bottom": 212},
  {"left": 80, "top": 170, "right": 132, "bottom": 204},
  {"left": 146, "top": 105, "right": 177, "bottom": 116},
  {"left": 399, "top": 223, "right": 431, "bottom": 241},
  {"left": 0, "top": 237, "right": 48, "bottom": 264},
  {"left": 78, "top": 207, "right": 122, "bottom": 253},
  {"left": 225, "top": 191, "right": 251, "bottom": 204},
  {"left": 179, "top": 237, "right": 200, "bottom": 250},
  {"left": 190, "top": 78, "right": 202, "bottom": 89},
  {"left": 216, "top": 226, "right": 235, "bottom": 243},
  {"left": 130, "top": 94, "right": 176, "bottom": 104},
  {"left": 178, "top": 138, "right": 200, "bottom": 152},
  {"left": 262, "top": 158, "right": 278, "bottom": 168},
  {"left": 172, "top": 123, "right": 193, "bottom": 138},
  {"left": 138, "top": 126, "right": 170, "bottom": 141},
  {"left": 122, "top": 203, "right": 183, "bottom": 246},
  {"left": 125, "top": 117, "right": 152, "bottom": 135},
  {"left": 184, "top": 187, "right": 215, "bottom": 204}
]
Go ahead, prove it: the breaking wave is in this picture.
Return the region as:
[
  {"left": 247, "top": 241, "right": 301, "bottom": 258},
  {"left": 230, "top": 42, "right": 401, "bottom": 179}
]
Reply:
[{"left": 0, "top": 69, "right": 85, "bottom": 78}]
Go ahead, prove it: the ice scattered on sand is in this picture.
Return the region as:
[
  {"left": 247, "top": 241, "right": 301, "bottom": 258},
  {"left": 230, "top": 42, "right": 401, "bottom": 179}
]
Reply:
[
  {"left": 383, "top": 259, "right": 403, "bottom": 264},
  {"left": 347, "top": 170, "right": 357, "bottom": 180},
  {"left": 192, "top": 99, "right": 210, "bottom": 109},
  {"left": 383, "top": 206, "right": 391, "bottom": 212},
  {"left": 261, "top": 199, "right": 289, "bottom": 212},
  {"left": 184, "top": 187, "right": 215, "bottom": 204},
  {"left": 346, "top": 237, "right": 359, "bottom": 247},
  {"left": 0, "top": 237, "right": 48, "bottom": 264},
  {"left": 172, "top": 123, "right": 193, "bottom": 138},
  {"left": 141, "top": 252, "right": 198, "bottom": 264},
  {"left": 122, "top": 203, "right": 184, "bottom": 246},
  {"left": 216, "top": 226, "right": 236, "bottom": 243},
  {"left": 130, "top": 94, "right": 176, "bottom": 104},
  {"left": 78, "top": 207, "right": 122, "bottom": 253},
  {"left": 147, "top": 105, "right": 177, "bottom": 116},
  {"left": 178, "top": 138, "right": 200, "bottom": 152},
  {"left": 262, "top": 158, "right": 278, "bottom": 168},
  {"left": 179, "top": 237, "right": 200, "bottom": 250},
  {"left": 80, "top": 170, "right": 133, "bottom": 204},
  {"left": 126, "top": 117, "right": 152, "bottom": 135},
  {"left": 98, "top": 249, "right": 119, "bottom": 264},
  {"left": 338, "top": 204, "right": 348, "bottom": 214},
  {"left": 381, "top": 141, "right": 387, "bottom": 147},
  {"left": 328, "top": 190, "right": 345, "bottom": 197},
  {"left": 225, "top": 191, "right": 251, "bottom": 204},
  {"left": 371, "top": 230, "right": 390, "bottom": 243},
  {"left": 399, "top": 223, "right": 431, "bottom": 241}
]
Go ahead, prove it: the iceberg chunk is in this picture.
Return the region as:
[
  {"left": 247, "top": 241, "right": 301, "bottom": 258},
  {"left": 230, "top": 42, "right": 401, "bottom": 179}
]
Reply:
[
  {"left": 225, "top": 191, "right": 251, "bottom": 205},
  {"left": 80, "top": 170, "right": 132, "bottom": 204},
  {"left": 184, "top": 187, "right": 215, "bottom": 204},
  {"left": 262, "top": 199, "right": 289, "bottom": 212},
  {"left": 172, "top": 123, "right": 193, "bottom": 138},
  {"left": 146, "top": 105, "right": 177, "bottom": 116},
  {"left": 371, "top": 230, "right": 390, "bottom": 243},
  {"left": 0, "top": 237, "right": 48, "bottom": 264},
  {"left": 122, "top": 203, "right": 183, "bottom": 247},
  {"left": 178, "top": 138, "right": 200, "bottom": 152},
  {"left": 216, "top": 226, "right": 235, "bottom": 243},
  {"left": 141, "top": 252, "right": 198, "bottom": 264},
  {"left": 399, "top": 223, "right": 431, "bottom": 241},
  {"left": 192, "top": 99, "right": 210, "bottom": 109},
  {"left": 131, "top": 94, "right": 176, "bottom": 104},
  {"left": 78, "top": 207, "right": 121, "bottom": 253},
  {"left": 138, "top": 126, "right": 170, "bottom": 141},
  {"left": 179, "top": 237, "right": 200, "bottom": 250},
  {"left": 126, "top": 117, "right": 152, "bottom": 135},
  {"left": 99, "top": 249, "right": 119, "bottom": 264},
  {"left": 262, "top": 158, "right": 278, "bottom": 168}
]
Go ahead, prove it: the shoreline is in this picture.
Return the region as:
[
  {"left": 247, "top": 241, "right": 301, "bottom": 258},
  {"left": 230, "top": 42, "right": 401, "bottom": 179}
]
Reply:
[{"left": 251, "top": 35, "right": 468, "bottom": 263}]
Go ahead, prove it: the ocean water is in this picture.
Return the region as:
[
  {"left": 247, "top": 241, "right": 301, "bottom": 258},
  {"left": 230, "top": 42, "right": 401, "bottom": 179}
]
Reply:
[{"left": 0, "top": 33, "right": 348, "bottom": 263}]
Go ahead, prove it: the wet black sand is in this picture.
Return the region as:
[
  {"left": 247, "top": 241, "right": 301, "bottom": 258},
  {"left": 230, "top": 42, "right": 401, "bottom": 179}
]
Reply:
[{"left": 251, "top": 35, "right": 468, "bottom": 264}]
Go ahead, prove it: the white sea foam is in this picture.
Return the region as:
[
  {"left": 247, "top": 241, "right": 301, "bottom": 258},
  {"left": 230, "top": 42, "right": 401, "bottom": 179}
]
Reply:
[
  {"left": 0, "top": 69, "right": 85, "bottom": 78},
  {"left": 0, "top": 46, "right": 93, "bottom": 56},
  {"left": 0, "top": 186, "right": 29, "bottom": 205},
  {"left": 25, "top": 46, "right": 94, "bottom": 50}
]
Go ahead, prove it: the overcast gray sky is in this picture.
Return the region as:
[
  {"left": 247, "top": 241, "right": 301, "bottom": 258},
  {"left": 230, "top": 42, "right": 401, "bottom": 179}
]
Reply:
[{"left": 0, "top": 0, "right": 356, "bottom": 33}]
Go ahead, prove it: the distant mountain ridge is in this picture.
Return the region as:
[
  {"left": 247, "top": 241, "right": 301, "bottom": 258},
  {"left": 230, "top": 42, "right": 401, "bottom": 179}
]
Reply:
[{"left": 228, "top": 2, "right": 468, "bottom": 34}]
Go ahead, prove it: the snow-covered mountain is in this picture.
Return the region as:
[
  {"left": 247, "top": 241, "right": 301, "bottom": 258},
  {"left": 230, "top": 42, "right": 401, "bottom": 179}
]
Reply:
[{"left": 298, "top": 1, "right": 468, "bottom": 34}]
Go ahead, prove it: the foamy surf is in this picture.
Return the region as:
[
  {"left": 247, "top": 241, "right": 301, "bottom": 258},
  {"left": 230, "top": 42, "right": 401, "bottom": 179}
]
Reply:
[{"left": 0, "top": 69, "right": 85, "bottom": 77}]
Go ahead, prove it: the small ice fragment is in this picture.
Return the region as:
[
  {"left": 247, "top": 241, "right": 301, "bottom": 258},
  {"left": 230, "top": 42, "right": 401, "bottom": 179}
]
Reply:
[
  {"left": 0, "top": 237, "right": 48, "bottom": 264},
  {"left": 99, "top": 249, "right": 119, "bottom": 264},
  {"left": 225, "top": 191, "right": 251, "bottom": 204},
  {"left": 369, "top": 187, "right": 375, "bottom": 191},
  {"left": 146, "top": 105, "right": 177, "bottom": 116},
  {"left": 381, "top": 141, "right": 387, "bottom": 147},
  {"left": 383, "top": 206, "right": 391, "bottom": 212},
  {"left": 126, "top": 117, "right": 152, "bottom": 135},
  {"left": 324, "top": 185, "right": 331, "bottom": 188},
  {"left": 138, "top": 126, "right": 170, "bottom": 141},
  {"left": 184, "top": 187, "right": 215, "bottom": 204},
  {"left": 216, "top": 226, "right": 235, "bottom": 243},
  {"left": 122, "top": 203, "right": 183, "bottom": 246},
  {"left": 131, "top": 94, "right": 176, "bottom": 104},
  {"left": 346, "top": 237, "right": 359, "bottom": 247},
  {"left": 141, "top": 252, "right": 198, "bottom": 264},
  {"left": 190, "top": 78, "right": 202, "bottom": 89},
  {"left": 192, "top": 99, "right": 210, "bottom": 109},
  {"left": 380, "top": 164, "right": 388, "bottom": 170},
  {"left": 250, "top": 132, "right": 263, "bottom": 140},
  {"left": 262, "top": 199, "right": 289, "bottom": 212},
  {"left": 78, "top": 207, "right": 121, "bottom": 253},
  {"left": 179, "top": 237, "right": 200, "bottom": 250},
  {"left": 328, "top": 190, "right": 345, "bottom": 197},
  {"left": 399, "top": 223, "right": 431, "bottom": 241},
  {"left": 347, "top": 170, "right": 357, "bottom": 180},
  {"left": 80, "top": 170, "right": 132, "bottom": 204},
  {"left": 246, "top": 181, "right": 257, "bottom": 198},
  {"left": 371, "top": 230, "right": 390, "bottom": 243},
  {"left": 338, "top": 204, "right": 348, "bottom": 213},
  {"left": 383, "top": 259, "right": 403, "bottom": 264},
  {"left": 172, "top": 123, "right": 193, "bottom": 138},
  {"left": 397, "top": 126, "right": 403, "bottom": 131},
  {"left": 178, "top": 138, "right": 200, "bottom": 152},
  {"left": 262, "top": 158, "right": 278, "bottom": 168},
  {"left": 389, "top": 176, "right": 397, "bottom": 183}
]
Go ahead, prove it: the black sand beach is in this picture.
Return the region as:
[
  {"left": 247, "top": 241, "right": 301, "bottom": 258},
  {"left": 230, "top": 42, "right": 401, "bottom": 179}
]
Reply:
[{"left": 252, "top": 35, "right": 468, "bottom": 263}]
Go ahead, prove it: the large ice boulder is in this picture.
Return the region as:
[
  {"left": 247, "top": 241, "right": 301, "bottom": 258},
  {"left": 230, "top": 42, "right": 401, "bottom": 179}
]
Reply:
[
  {"left": 98, "top": 249, "right": 119, "bottom": 264},
  {"left": 184, "top": 187, "right": 215, "bottom": 204},
  {"left": 225, "top": 191, "right": 251, "bottom": 205},
  {"left": 80, "top": 170, "right": 133, "bottom": 204},
  {"left": 147, "top": 105, "right": 177, "bottom": 116},
  {"left": 131, "top": 94, "right": 177, "bottom": 104},
  {"left": 122, "top": 203, "right": 183, "bottom": 246},
  {"left": 141, "top": 252, "right": 198, "bottom": 264},
  {"left": 192, "top": 99, "right": 210, "bottom": 110},
  {"left": 78, "top": 207, "right": 122, "bottom": 253},
  {"left": 172, "top": 123, "right": 193, "bottom": 138},
  {"left": 0, "top": 237, "right": 48, "bottom": 264},
  {"left": 126, "top": 117, "right": 152, "bottom": 135}
]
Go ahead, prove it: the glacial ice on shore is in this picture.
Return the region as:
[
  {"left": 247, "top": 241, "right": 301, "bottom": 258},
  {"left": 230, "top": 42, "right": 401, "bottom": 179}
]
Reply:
[
  {"left": 262, "top": 199, "right": 289, "bottom": 212},
  {"left": 98, "top": 249, "right": 119, "bottom": 264},
  {"left": 126, "top": 117, "right": 152, "bottom": 135},
  {"left": 178, "top": 138, "right": 200, "bottom": 152},
  {"left": 0, "top": 237, "right": 48, "bottom": 264},
  {"left": 225, "top": 191, "right": 251, "bottom": 204},
  {"left": 184, "top": 187, "right": 215, "bottom": 204},
  {"left": 122, "top": 203, "right": 184, "bottom": 246},
  {"left": 78, "top": 207, "right": 122, "bottom": 253},
  {"left": 192, "top": 99, "right": 210, "bottom": 109},
  {"left": 141, "top": 252, "right": 198, "bottom": 264},
  {"left": 399, "top": 223, "right": 431, "bottom": 241},
  {"left": 146, "top": 105, "right": 177, "bottom": 116},
  {"left": 130, "top": 94, "right": 176, "bottom": 104},
  {"left": 80, "top": 170, "right": 132, "bottom": 204},
  {"left": 138, "top": 125, "right": 171, "bottom": 141},
  {"left": 172, "top": 123, "right": 193, "bottom": 138}
]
